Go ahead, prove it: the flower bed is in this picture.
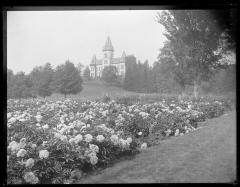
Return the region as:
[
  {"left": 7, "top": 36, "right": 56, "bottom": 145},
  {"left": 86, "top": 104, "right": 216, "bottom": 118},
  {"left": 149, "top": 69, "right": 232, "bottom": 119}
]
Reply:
[{"left": 7, "top": 96, "right": 233, "bottom": 184}]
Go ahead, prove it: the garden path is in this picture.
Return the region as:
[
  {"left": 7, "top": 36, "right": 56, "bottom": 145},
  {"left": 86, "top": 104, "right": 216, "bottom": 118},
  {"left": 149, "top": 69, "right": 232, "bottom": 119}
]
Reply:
[{"left": 78, "top": 111, "right": 236, "bottom": 183}]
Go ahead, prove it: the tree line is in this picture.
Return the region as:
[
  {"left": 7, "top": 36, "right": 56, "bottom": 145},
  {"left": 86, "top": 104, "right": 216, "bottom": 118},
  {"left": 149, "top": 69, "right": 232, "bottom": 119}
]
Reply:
[
  {"left": 122, "top": 10, "right": 236, "bottom": 98},
  {"left": 7, "top": 61, "right": 85, "bottom": 99},
  {"left": 122, "top": 55, "right": 235, "bottom": 95}
]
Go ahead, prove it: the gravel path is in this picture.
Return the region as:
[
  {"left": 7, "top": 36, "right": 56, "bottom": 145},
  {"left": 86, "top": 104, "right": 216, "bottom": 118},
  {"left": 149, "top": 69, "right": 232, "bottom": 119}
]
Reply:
[{"left": 78, "top": 111, "right": 236, "bottom": 183}]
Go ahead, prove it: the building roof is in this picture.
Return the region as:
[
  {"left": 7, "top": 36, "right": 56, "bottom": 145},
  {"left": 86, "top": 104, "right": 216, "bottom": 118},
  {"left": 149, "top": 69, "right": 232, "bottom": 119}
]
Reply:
[
  {"left": 111, "top": 58, "right": 124, "bottom": 64},
  {"left": 102, "top": 36, "right": 114, "bottom": 52}
]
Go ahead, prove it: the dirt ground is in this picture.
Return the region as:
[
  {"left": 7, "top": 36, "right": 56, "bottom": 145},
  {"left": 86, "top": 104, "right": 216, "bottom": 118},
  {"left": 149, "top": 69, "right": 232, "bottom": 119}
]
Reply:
[{"left": 77, "top": 111, "right": 236, "bottom": 183}]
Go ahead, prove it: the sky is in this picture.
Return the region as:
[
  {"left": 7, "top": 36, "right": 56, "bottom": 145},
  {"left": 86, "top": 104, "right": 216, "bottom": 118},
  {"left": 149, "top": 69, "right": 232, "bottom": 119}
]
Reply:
[{"left": 7, "top": 10, "right": 166, "bottom": 74}]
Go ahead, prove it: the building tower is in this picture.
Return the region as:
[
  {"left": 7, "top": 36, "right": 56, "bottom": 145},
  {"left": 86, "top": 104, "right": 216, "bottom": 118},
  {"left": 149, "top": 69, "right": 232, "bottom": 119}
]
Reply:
[{"left": 102, "top": 36, "right": 114, "bottom": 68}]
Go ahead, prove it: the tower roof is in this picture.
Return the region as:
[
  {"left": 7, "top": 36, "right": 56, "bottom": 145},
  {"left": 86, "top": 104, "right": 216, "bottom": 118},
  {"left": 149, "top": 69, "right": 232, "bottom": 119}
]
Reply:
[
  {"left": 90, "top": 54, "right": 97, "bottom": 64},
  {"left": 102, "top": 36, "right": 114, "bottom": 51},
  {"left": 121, "top": 51, "right": 126, "bottom": 58}
]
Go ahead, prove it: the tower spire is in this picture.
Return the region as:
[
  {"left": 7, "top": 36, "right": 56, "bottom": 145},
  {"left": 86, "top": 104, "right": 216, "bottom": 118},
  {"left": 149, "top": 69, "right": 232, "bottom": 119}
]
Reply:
[{"left": 102, "top": 36, "right": 114, "bottom": 52}]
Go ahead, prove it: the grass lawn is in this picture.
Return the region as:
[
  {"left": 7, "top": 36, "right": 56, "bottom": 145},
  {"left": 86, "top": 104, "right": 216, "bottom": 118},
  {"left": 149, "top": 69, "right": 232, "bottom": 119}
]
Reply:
[{"left": 43, "top": 80, "right": 235, "bottom": 103}]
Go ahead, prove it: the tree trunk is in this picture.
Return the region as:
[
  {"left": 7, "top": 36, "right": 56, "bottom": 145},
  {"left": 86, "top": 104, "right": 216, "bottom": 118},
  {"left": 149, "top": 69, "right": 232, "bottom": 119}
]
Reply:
[
  {"left": 193, "top": 80, "right": 199, "bottom": 100},
  {"left": 178, "top": 83, "right": 186, "bottom": 100},
  {"left": 64, "top": 94, "right": 66, "bottom": 99}
]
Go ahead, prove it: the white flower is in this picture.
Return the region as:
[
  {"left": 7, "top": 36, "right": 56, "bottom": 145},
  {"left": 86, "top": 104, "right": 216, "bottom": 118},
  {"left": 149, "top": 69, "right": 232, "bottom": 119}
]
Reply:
[
  {"left": 7, "top": 113, "right": 12, "bottom": 119},
  {"left": 96, "top": 135, "right": 105, "bottom": 143},
  {"left": 89, "top": 154, "right": 98, "bottom": 165},
  {"left": 16, "top": 149, "right": 27, "bottom": 157},
  {"left": 140, "top": 143, "right": 147, "bottom": 150},
  {"left": 25, "top": 158, "right": 34, "bottom": 168},
  {"left": 84, "top": 134, "right": 93, "bottom": 143},
  {"left": 119, "top": 139, "right": 129, "bottom": 148},
  {"left": 39, "top": 150, "right": 49, "bottom": 159},
  {"left": 8, "top": 117, "right": 16, "bottom": 124},
  {"left": 86, "top": 124, "right": 91, "bottom": 128},
  {"left": 36, "top": 114, "right": 42, "bottom": 122},
  {"left": 126, "top": 137, "right": 132, "bottom": 144},
  {"left": 36, "top": 123, "right": 41, "bottom": 127},
  {"left": 174, "top": 129, "right": 180, "bottom": 136},
  {"left": 8, "top": 141, "right": 19, "bottom": 152},
  {"left": 89, "top": 144, "right": 99, "bottom": 153},
  {"left": 69, "top": 138, "right": 76, "bottom": 144},
  {"left": 74, "top": 134, "right": 83, "bottom": 143},
  {"left": 23, "top": 172, "right": 39, "bottom": 184},
  {"left": 42, "top": 124, "right": 49, "bottom": 129},
  {"left": 110, "top": 135, "right": 119, "bottom": 145},
  {"left": 138, "top": 132, "right": 142, "bottom": 136}
]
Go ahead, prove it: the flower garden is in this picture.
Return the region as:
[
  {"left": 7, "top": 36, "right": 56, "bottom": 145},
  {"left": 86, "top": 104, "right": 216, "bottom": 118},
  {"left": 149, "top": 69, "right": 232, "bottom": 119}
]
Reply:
[{"left": 7, "top": 96, "right": 234, "bottom": 184}]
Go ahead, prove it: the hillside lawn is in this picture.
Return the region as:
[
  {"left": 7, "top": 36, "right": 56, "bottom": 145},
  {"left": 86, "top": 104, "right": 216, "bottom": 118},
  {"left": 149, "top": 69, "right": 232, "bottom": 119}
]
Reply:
[{"left": 43, "top": 80, "right": 235, "bottom": 102}]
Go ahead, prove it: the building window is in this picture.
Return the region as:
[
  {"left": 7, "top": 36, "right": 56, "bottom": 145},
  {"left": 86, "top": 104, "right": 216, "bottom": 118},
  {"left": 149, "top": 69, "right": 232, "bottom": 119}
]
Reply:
[
  {"left": 121, "top": 64, "right": 124, "bottom": 69},
  {"left": 104, "top": 60, "right": 108, "bottom": 64},
  {"left": 104, "top": 53, "right": 107, "bottom": 58}
]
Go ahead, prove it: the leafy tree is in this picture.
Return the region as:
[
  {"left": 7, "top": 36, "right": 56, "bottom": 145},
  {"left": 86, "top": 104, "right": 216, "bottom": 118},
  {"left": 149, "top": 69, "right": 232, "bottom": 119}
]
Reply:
[
  {"left": 157, "top": 10, "right": 229, "bottom": 99},
  {"left": 83, "top": 66, "right": 91, "bottom": 80},
  {"left": 38, "top": 63, "right": 54, "bottom": 98},
  {"left": 101, "top": 66, "right": 118, "bottom": 84},
  {"left": 123, "top": 55, "right": 138, "bottom": 91},
  {"left": 52, "top": 60, "right": 83, "bottom": 98},
  {"left": 28, "top": 63, "right": 54, "bottom": 98},
  {"left": 7, "top": 69, "right": 15, "bottom": 98}
]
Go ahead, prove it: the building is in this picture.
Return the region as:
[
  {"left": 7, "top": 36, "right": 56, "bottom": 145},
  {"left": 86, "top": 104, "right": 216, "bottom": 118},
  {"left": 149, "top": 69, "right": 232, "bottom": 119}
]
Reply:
[{"left": 90, "top": 36, "right": 126, "bottom": 79}]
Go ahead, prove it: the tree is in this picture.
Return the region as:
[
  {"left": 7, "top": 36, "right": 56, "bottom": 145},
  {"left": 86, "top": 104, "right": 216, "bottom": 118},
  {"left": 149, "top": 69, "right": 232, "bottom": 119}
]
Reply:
[
  {"left": 123, "top": 55, "right": 138, "bottom": 91},
  {"left": 157, "top": 10, "right": 229, "bottom": 99},
  {"left": 77, "top": 62, "right": 84, "bottom": 75},
  {"left": 7, "top": 69, "right": 15, "bottom": 98},
  {"left": 38, "top": 63, "right": 54, "bottom": 98},
  {"left": 29, "top": 63, "right": 54, "bottom": 98},
  {"left": 83, "top": 66, "right": 91, "bottom": 81},
  {"left": 52, "top": 60, "right": 83, "bottom": 98},
  {"left": 101, "top": 66, "right": 118, "bottom": 84}
]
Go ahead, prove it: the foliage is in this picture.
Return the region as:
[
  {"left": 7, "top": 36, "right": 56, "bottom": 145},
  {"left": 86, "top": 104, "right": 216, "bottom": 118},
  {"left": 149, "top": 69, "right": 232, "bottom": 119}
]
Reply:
[
  {"left": 83, "top": 66, "right": 91, "bottom": 81},
  {"left": 51, "top": 61, "right": 83, "bottom": 98},
  {"left": 7, "top": 95, "right": 234, "bottom": 184},
  {"left": 101, "top": 66, "right": 118, "bottom": 84},
  {"left": 157, "top": 10, "right": 230, "bottom": 98}
]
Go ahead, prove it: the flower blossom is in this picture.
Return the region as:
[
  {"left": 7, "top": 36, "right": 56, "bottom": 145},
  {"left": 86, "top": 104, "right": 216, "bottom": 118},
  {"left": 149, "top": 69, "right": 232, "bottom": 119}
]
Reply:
[
  {"left": 23, "top": 172, "right": 39, "bottom": 184},
  {"left": 39, "top": 150, "right": 49, "bottom": 159},
  {"left": 89, "top": 153, "right": 98, "bottom": 165},
  {"left": 174, "top": 129, "right": 180, "bottom": 136},
  {"left": 25, "top": 158, "right": 35, "bottom": 168},
  {"left": 96, "top": 135, "right": 105, "bottom": 142},
  {"left": 126, "top": 137, "right": 132, "bottom": 144},
  {"left": 16, "top": 149, "right": 27, "bottom": 157},
  {"left": 89, "top": 144, "right": 99, "bottom": 153},
  {"left": 110, "top": 135, "right": 119, "bottom": 145},
  {"left": 140, "top": 143, "right": 147, "bottom": 150},
  {"left": 8, "top": 141, "right": 20, "bottom": 152},
  {"left": 84, "top": 134, "right": 93, "bottom": 143},
  {"left": 74, "top": 134, "right": 83, "bottom": 143}
]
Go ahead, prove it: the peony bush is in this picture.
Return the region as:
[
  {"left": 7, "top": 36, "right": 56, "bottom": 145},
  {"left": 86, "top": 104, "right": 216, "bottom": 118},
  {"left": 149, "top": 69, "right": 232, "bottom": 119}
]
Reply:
[{"left": 7, "top": 96, "right": 234, "bottom": 184}]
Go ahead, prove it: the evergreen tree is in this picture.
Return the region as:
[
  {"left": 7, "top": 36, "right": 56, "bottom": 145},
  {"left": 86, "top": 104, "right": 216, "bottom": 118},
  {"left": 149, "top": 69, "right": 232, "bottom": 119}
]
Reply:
[{"left": 52, "top": 60, "right": 83, "bottom": 98}]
